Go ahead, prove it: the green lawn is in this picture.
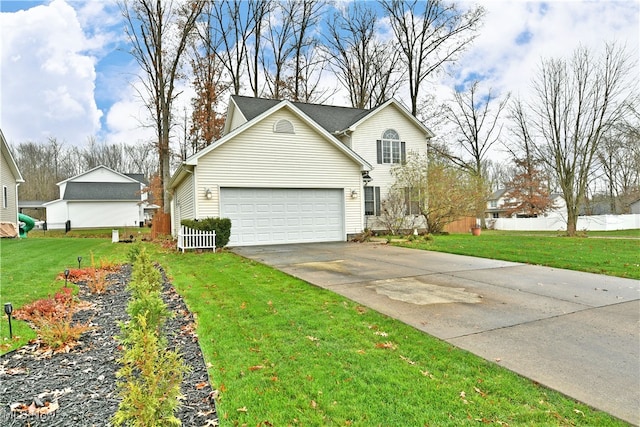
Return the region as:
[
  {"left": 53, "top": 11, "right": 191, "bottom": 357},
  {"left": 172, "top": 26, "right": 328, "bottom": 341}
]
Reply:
[
  {"left": 0, "top": 236, "right": 633, "bottom": 425},
  {"left": 394, "top": 230, "right": 640, "bottom": 280}
]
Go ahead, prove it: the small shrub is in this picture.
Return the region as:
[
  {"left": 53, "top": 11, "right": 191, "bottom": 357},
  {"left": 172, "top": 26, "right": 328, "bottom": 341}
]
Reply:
[
  {"left": 15, "top": 288, "right": 91, "bottom": 350},
  {"left": 33, "top": 311, "right": 92, "bottom": 350},
  {"left": 114, "top": 315, "right": 188, "bottom": 427},
  {"left": 127, "top": 243, "right": 143, "bottom": 265}
]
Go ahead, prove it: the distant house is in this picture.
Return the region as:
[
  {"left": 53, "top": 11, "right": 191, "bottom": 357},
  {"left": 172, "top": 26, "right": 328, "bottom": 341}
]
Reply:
[
  {"left": 485, "top": 188, "right": 566, "bottom": 219},
  {"left": 43, "top": 165, "right": 156, "bottom": 229},
  {"left": 630, "top": 199, "right": 640, "bottom": 215},
  {"left": 0, "top": 129, "right": 25, "bottom": 237},
  {"left": 169, "top": 95, "right": 434, "bottom": 246}
]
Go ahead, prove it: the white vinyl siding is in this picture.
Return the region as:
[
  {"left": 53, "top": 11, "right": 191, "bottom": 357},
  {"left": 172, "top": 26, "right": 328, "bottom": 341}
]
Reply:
[
  {"left": 195, "top": 108, "right": 363, "bottom": 237},
  {"left": 351, "top": 105, "right": 428, "bottom": 224},
  {"left": 46, "top": 201, "right": 140, "bottom": 229},
  {"left": 173, "top": 173, "right": 195, "bottom": 232},
  {"left": 0, "top": 153, "right": 18, "bottom": 222}
]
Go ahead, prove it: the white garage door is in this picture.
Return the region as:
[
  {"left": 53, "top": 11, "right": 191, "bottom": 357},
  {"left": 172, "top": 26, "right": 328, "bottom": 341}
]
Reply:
[{"left": 220, "top": 188, "right": 344, "bottom": 246}]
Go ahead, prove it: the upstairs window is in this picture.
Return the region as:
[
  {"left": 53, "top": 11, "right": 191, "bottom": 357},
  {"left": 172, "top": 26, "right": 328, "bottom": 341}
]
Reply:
[
  {"left": 376, "top": 129, "right": 405, "bottom": 164},
  {"left": 2, "top": 186, "right": 7, "bottom": 209}
]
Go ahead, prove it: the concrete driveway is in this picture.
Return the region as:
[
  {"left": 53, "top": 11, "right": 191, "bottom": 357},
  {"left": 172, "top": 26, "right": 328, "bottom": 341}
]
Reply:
[{"left": 232, "top": 242, "right": 640, "bottom": 425}]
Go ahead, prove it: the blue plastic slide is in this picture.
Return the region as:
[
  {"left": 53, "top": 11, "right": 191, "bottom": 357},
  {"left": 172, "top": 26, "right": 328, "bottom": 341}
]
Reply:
[{"left": 18, "top": 213, "right": 35, "bottom": 238}]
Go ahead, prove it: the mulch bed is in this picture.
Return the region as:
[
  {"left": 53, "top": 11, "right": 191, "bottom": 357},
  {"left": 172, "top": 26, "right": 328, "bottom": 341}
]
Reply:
[{"left": 0, "top": 265, "right": 219, "bottom": 426}]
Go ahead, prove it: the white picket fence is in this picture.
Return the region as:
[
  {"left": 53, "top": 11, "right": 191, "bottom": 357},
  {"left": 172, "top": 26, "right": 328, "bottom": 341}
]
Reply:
[{"left": 177, "top": 226, "right": 216, "bottom": 252}]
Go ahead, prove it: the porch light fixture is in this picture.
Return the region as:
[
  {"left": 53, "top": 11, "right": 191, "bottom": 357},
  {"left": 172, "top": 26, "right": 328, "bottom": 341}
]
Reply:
[
  {"left": 350, "top": 189, "right": 358, "bottom": 199},
  {"left": 205, "top": 188, "right": 213, "bottom": 200},
  {"left": 64, "top": 269, "right": 70, "bottom": 287},
  {"left": 4, "top": 303, "right": 13, "bottom": 339},
  {"left": 362, "top": 172, "right": 372, "bottom": 184},
  {"left": 77, "top": 256, "right": 82, "bottom": 269}
]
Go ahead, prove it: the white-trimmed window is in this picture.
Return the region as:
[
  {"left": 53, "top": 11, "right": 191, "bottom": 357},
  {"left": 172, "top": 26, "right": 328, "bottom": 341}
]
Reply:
[
  {"left": 2, "top": 186, "right": 7, "bottom": 209},
  {"left": 364, "top": 186, "right": 381, "bottom": 216},
  {"left": 376, "top": 129, "right": 405, "bottom": 164}
]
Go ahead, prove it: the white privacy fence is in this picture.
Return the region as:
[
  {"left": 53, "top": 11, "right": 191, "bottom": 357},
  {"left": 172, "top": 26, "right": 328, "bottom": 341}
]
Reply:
[
  {"left": 177, "top": 226, "right": 216, "bottom": 252},
  {"left": 490, "top": 214, "right": 640, "bottom": 231}
]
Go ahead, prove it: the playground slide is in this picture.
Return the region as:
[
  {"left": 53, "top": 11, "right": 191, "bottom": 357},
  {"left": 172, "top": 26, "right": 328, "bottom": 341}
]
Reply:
[{"left": 18, "top": 213, "right": 35, "bottom": 238}]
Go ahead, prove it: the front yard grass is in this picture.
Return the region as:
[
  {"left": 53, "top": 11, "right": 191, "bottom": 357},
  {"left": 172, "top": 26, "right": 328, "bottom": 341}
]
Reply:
[
  {"left": 395, "top": 230, "right": 640, "bottom": 280},
  {"left": 0, "top": 237, "right": 632, "bottom": 425}
]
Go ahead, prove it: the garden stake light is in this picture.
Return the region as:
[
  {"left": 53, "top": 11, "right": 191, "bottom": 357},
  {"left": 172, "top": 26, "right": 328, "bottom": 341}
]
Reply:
[
  {"left": 64, "top": 269, "right": 70, "bottom": 287},
  {"left": 77, "top": 256, "right": 82, "bottom": 269},
  {"left": 4, "top": 302, "right": 13, "bottom": 339}
]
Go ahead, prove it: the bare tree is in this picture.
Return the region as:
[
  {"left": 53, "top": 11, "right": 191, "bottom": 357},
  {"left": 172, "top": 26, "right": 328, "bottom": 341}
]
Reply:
[
  {"left": 324, "top": 2, "right": 403, "bottom": 109},
  {"left": 205, "top": 0, "right": 257, "bottom": 95},
  {"left": 120, "top": 0, "right": 205, "bottom": 214},
  {"left": 392, "top": 149, "right": 475, "bottom": 234},
  {"left": 596, "top": 121, "right": 640, "bottom": 213},
  {"left": 283, "top": 0, "right": 326, "bottom": 102},
  {"left": 262, "top": 1, "right": 295, "bottom": 99},
  {"left": 518, "top": 43, "right": 636, "bottom": 235},
  {"left": 438, "top": 81, "right": 510, "bottom": 225},
  {"left": 378, "top": 0, "right": 484, "bottom": 116},
  {"left": 188, "top": 2, "right": 230, "bottom": 152},
  {"left": 246, "top": 0, "right": 272, "bottom": 97}
]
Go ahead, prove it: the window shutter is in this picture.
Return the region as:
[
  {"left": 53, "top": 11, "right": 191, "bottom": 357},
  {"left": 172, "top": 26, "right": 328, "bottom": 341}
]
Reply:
[
  {"left": 376, "top": 140, "right": 382, "bottom": 164},
  {"left": 375, "top": 186, "right": 381, "bottom": 216},
  {"left": 401, "top": 141, "right": 406, "bottom": 164}
]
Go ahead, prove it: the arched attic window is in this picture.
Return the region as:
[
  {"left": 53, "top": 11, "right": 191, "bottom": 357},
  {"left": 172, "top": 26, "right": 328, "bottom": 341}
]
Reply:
[
  {"left": 376, "top": 129, "right": 405, "bottom": 164},
  {"left": 274, "top": 119, "right": 295, "bottom": 134}
]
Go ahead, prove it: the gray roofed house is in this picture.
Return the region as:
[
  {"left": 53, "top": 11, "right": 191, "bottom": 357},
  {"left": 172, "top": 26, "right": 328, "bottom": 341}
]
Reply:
[
  {"left": 170, "top": 95, "right": 434, "bottom": 246},
  {"left": 43, "top": 165, "right": 156, "bottom": 229}
]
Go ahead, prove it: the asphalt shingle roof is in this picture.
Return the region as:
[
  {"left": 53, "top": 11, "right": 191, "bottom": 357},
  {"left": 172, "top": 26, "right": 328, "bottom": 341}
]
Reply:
[
  {"left": 63, "top": 182, "right": 140, "bottom": 201},
  {"left": 231, "top": 95, "right": 372, "bottom": 134}
]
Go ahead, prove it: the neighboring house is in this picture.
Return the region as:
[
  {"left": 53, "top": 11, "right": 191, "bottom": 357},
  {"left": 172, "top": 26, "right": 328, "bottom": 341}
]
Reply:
[
  {"left": 631, "top": 199, "right": 640, "bottom": 214},
  {"left": 0, "top": 128, "right": 24, "bottom": 237},
  {"left": 485, "top": 188, "right": 566, "bottom": 219},
  {"left": 43, "top": 165, "right": 156, "bottom": 229},
  {"left": 169, "top": 95, "right": 434, "bottom": 246}
]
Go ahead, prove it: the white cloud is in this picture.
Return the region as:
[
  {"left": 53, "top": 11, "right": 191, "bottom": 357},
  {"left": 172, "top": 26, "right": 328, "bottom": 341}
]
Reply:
[{"left": 0, "top": 0, "right": 104, "bottom": 145}]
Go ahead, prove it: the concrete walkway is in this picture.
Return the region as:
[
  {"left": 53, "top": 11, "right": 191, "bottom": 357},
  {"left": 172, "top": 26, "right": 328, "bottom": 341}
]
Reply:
[{"left": 232, "top": 242, "right": 640, "bottom": 425}]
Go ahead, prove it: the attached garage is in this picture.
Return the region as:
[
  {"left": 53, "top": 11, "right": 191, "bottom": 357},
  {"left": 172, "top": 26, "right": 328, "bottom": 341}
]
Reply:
[{"left": 220, "top": 188, "right": 344, "bottom": 246}]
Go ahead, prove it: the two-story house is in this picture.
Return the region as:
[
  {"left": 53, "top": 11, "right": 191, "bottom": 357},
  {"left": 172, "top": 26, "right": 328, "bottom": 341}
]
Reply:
[{"left": 169, "top": 95, "right": 434, "bottom": 246}]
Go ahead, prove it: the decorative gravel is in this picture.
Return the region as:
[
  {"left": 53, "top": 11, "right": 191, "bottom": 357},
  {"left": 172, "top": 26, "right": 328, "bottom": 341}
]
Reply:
[{"left": 0, "top": 265, "right": 219, "bottom": 426}]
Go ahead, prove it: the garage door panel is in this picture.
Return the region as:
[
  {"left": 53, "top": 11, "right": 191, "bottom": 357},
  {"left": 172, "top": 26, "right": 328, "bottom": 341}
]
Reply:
[{"left": 221, "top": 188, "right": 344, "bottom": 246}]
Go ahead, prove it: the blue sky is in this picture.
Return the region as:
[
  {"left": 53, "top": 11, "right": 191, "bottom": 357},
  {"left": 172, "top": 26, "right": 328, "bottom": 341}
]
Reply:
[{"left": 1, "top": 0, "right": 638, "bottom": 149}]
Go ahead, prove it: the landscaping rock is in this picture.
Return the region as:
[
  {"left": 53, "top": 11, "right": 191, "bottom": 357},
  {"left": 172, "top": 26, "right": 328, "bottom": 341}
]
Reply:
[{"left": 0, "top": 266, "right": 218, "bottom": 426}]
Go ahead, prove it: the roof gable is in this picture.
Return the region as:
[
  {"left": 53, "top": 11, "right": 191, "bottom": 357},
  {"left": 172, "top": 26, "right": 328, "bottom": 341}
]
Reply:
[
  {"left": 57, "top": 165, "right": 140, "bottom": 186},
  {"left": 228, "top": 96, "right": 434, "bottom": 139},
  {"left": 0, "top": 128, "right": 24, "bottom": 183},
  {"left": 182, "top": 100, "right": 371, "bottom": 169},
  {"left": 230, "top": 95, "right": 371, "bottom": 134}
]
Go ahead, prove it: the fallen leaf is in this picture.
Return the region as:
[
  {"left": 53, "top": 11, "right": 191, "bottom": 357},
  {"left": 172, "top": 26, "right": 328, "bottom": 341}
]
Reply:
[
  {"left": 310, "top": 400, "right": 317, "bottom": 409},
  {"left": 357, "top": 349, "right": 366, "bottom": 354},
  {"left": 400, "top": 355, "right": 416, "bottom": 365},
  {"left": 240, "top": 302, "right": 246, "bottom": 309},
  {"left": 574, "top": 409, "right": 585, "bottom": 416},
  {"left": 375, "top": 341, "right": 397, "bottom": 350},
  {"left": 237, "top": 406, "right": 248, "bottom": 413},
  {"left": 355, "top": 306, "right": 367, "bottom": 314},
  {"left": 374, "top": 331, "right": 388, "bottom": 337},
  {"left": 196, "top": 382, "right": 208, "bottom": 390},
  {"left": 474, "top": 386, "right": 487, "bottom": 397},
  {"left": 494, "top": 358, "right": 501, "bottom": 363},
  {"left": 249, "top": 365, "right": 264, "bottom": 371},
  {"left": 306, "top": 336, "right": 319, "bottom": 342}
]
